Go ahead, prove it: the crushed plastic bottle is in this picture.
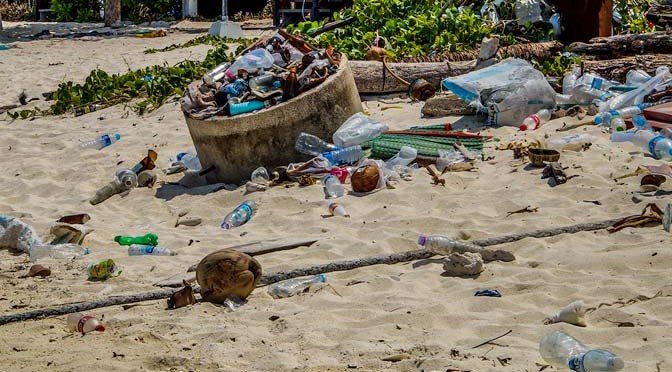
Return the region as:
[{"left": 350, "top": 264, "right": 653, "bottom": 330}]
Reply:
[
  {"left": 29, "top": 244, "right": 90, "bottom": 261},
  {"left": 539, "top": 330, "right": 624, "bottom": 371},
  {"left": 221, "top": 200, "right": 257, "bottom": 229},
  {"left": 267, "top": 274, "right": 326, "bottom": 298},
  {"left": 114, "top": 233, "right": 159, "bottom": 246},
  {"left": 67, "top": 313, "right": 105, "bottom": 333}
]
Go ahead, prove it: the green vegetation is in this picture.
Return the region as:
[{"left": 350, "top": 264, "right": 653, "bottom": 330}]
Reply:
[
  {"left": 531, "top": 55, "right": 582, "bottom": 77},
  {"left": 144, "top": 35, "right": 248, "bottom": 54},
  {"left": 7, "top": 39, "right": 254, "bottom": 119}
]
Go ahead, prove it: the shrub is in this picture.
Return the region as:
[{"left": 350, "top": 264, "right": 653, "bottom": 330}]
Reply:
[
  {"left": 0, "top": 0, "right": 32, "bottom": 21},
  {"left": 50, "top": 0, "right": 101, "bottom": 22}
]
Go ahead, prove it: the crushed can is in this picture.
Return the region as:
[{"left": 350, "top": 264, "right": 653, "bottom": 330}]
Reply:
[{"left": 87, "top": 259, "right": 122, "bottom": 280}]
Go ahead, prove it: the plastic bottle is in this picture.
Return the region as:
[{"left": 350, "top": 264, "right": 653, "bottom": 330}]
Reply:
[
  {"left": 632, "top": 115, "right": 652, "bottom": 131},
  {"left": 323, "top": 174, "right": 344, "bottom": 198},
  {"left": 295, "top": 132, "right": 340, "bottom": 157},
  {"left": 660, "top": 127, "right": 672, "bottom": 139},
  {"left": 80, "top": 133, "right": 121, "bottom": 150},
  {"left": 116, "top": 168, "right": 138, "bottom": 190},
  {"left": 562, "top": 67, "right": 581, "bottom": 95},
  {"left": 66, "top": 313, "right": 105, "bottom": 333},
  {"left": 327, "top": 201, "right": 348, "bottom": 217},
  {"left": 249, "top": 73, "right": 280, "bottom": 92},
  {"left": 323, "top": 145, "right": 364, "bottom": 166},
  {"left": 203, "top": 62, "right": 232, "bottom": 85},
  {"left": 594, "top": 105, "right": 645, "bottom": 125},
  {"left": 539, "top": 330, "right": 624, "bottom": 371},
  {"left": 114, "top": 233, "right": 159, "bottom": 246},
  {"left": 385, "top": 146, "right": 417, "bottom": 168},
  {"left": 599, "top": 69, "right": 668, "bottom": 112},
  {"left": 29, "top": 244, "right": 90, "bottom": 261},
  {"left": 267, "top": 274, "right": 326, "bottom": 298},
  {"left": 626, "top": 69, "right": 651, "bottom": 86},
  {"left": 631, "top": 129, "right": 672, "bottom": 160},
  {"left": 417, "top": 235, "right": 455, "bottom": 250},
  {"left": 229, "top": 100, "right": 268, "bottom": 116},
  {"left": 250, "top": 167, "right": 270, "bottom": 184},
  {"left": 610, "top": 116, "right": 626, "bottom": 132},
  {"left": 547, "top": 134, "right": 597, "bottom": 151},
  {"left": 128, "top": 244, "right": 174, "bottom": 256},
  {"left": 176, "top": 151, "right": 201, "bottom": 171},
  {"left": 519, "top": 109, "right": 551, "bottom": 131},
  {"left": 225, "top": 48, "right": 275, "bottom": 79},
  {"left": 221, "top": 200, "right": 258, "bottom": 229}
]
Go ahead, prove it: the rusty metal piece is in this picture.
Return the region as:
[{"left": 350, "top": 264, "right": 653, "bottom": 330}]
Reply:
[{"left": 408, "top": 78, "right": 436, "bottom": 101}]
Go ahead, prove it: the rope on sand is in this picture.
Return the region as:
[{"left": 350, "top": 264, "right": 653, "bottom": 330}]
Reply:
[{"left": 0, "top": 218, "right": 622, "bottom": 326}]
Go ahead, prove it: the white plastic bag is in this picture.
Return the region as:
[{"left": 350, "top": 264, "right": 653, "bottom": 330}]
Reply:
[
  {"left": 442, "top": 58, "right": 556, "bottom": 126},
  {"left": 515, "top": 0, "right": 542, "bottom": 24},
  {"left": 332, "top": 112, "right": 388, "bottom": 148}
]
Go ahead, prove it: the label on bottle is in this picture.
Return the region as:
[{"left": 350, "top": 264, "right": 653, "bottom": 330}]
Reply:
[
  {"left": 649, "top": 135, "right": 665, "bottom": 159},
  {"left": 101, "top": 134, "right": 112, "bottom": 147},
  {"left": 143, "top": 246, "right": 155, "bottom": 254},
  {"left": 77, "top": 315, "right": 94, "bottom": 332},
  {"left": 239, "top": 203, "right": 253, "bottom": 223},
  {"left": 529, "top": 114, "right": 541, "bottom": 129}
]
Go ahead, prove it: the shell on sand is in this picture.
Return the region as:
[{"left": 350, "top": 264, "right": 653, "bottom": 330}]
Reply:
[
  {"left": 543, "top": 300, "right": 587, "bottom": 327},
  {"left": 196, "top": 249, "right": 262, "bottom": 303}
]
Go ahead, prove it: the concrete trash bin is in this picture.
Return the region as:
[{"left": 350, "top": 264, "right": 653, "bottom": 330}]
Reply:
[{"left": 183, "top": 55, "right": 362, "bottom": 185}]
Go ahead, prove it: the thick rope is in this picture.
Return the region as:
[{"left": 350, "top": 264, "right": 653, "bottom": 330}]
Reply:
[{"left": 0, "top": 218, "right": 622, "bottom": 326}]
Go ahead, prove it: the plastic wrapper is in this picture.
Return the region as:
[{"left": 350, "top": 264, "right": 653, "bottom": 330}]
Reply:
[
  {"left": 442, "top": 58, "right": 556, "bottom": 126},
  {"left": 332, "top": 112, "right": 388, "bottom": 148}
]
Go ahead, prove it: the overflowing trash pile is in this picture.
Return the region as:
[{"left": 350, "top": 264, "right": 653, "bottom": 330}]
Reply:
[{"left": 181, "top": 29, "right": 342, "bottom": 120}]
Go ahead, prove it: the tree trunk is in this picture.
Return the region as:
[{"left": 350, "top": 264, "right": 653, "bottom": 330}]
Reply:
[
  {"left": 348, "top": 60, "right": 476, "bottom": 95},
  {"left": 570, "top": 31, "right": 672, "bottom": 58},
  {"left": 582, "top": 54, "right": 672, "bottom": 82},
  {"left": 556, "top": 0, "right": 613, "bottom": 43},
  {"left": 104, "top": 0, "right": 121, "bottom": 27}
]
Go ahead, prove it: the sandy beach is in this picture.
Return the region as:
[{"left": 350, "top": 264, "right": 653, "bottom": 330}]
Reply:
[{"left": 1, "top": 20, "right": 671, "bottom": 372}]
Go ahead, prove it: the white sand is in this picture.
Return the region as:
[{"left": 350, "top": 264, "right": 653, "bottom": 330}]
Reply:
[{"left": 1, "top": 21, "right": 671, "bottom": 371}]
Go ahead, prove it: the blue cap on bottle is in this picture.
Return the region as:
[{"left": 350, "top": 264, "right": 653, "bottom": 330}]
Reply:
[
  {"left": 84, "top": 248, "right": 91, "bottom": 255},
  {"left": 114, "top": 133, "right": 121, "bottom": 141}
]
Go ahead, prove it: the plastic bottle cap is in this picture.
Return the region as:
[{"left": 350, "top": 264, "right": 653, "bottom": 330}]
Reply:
[
  {"left": 83, "top": 248, "right": 91, "bottom": 255},
  {"left": 417, "top": 236, "right": 427, "bottom": 246},
  {"left": 317, "top": 274, "right": 327, "bottom": 282},
  {"left": 114, "top": 133, "right": 121, "bottom": 141},
  {"left": 519, "top": 124, "right": 528, "bottom": 131},
  {"left": 95, "top": 324, "right": 106, "bottom": 332},
  {"left": 594, "top": 116, "right": 603, "bottom": 124}
]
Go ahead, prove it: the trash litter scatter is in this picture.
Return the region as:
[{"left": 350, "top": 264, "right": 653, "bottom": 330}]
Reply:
[
  {"left": 182, "top": 30, "right": 341, "bottom": 120},
  {"left": 539, "top": 330, "right": 624, "bottom": 371}
]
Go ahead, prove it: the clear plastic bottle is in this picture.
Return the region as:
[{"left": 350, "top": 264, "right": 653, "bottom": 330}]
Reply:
[
  {"left": 631, "top": 129, "right": 672, "bottom": 160},
  {"left": 66, "top": 313, "right": 105, "bottom": 333},
  {"left": 176, "top": 151, "right": 201, "bottom": 171},
  {"left": 116, "top": 168, "right": 138, "bottom": 190},
  {"left": 661, "top": 127, "right": 672, "bottom": 139},
  {"left": 267, "top": 274, "right": 326, "bottom": 298},
  {"left": 323, "top": 145, "right": 364, "bottom": 166},
  {"left": 562, "top": 67, "right": 581, "bottom": 95},
  {"left": 295, "top": 132, "right": 340, "bottom": 157},
  {"left": 610, "top": 116, "right": 626, "bottom": 132},
  {"left": 333, "top": 112, "right": 388, "bottom": 148},
  {"left": 80, "top": 133, "right": 121, "bottom": 150},
  {"left": 519, "top": 109, "right": 552, "bottom": 131},
  {"left": 547, "top": 134, "right": 597, "bottom": 151},
  {"left": 625, "top": 69, "right": 651, "bottom": 86},
  {"left": 539, "top": 330, "right": 624, "bottom": 371},
  {"left": 594, "top": 105, "right": 645, "bottom": 125},
  {"left": 250, "top": 167, "right": 270, "bottom": 184},
  {"left": 327, "top": 201, "right": 348, "bottom": 217},
  {"left": 417, "top": 235, "right": 456, "bottom": 250},
  {"left": 128, "top": 244, "right": 174, "bottom": 256},
  {"left": 29, "top": 244, "right": 90, "bottom": 261},
  {"left": 323, "top": 174, "right": 344, "bottom": 198},
  {"left": 221, "top": 200, "right": 258, "bottom": 229},
  {"left": 225, "top": 48, "right": 275, "bottom": 79},
  {"left": 203, "top": 62, "right": 232, "bottom": 85}
]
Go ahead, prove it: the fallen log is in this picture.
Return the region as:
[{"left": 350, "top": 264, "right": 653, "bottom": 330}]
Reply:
[
  {"left": 582, "top": 54, "right": 672, "bottom": 82},
  {"left": 570, "top": 31, "right": 672, "bottom": 58},
  {"left": 349, "top": 60, "right": 475, "bottom": 94}
]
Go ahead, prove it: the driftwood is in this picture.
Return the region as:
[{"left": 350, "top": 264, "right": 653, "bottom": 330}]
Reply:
[
  {"left": 570, "top": 31, "right": 672, "bottom": 57},
  {"left": 422, "top": 93, "right": 475, "bottom": 117},
  {"left": 0, "top": 217, "right": 627, "bottom": 325},
  {"left": 349, "top": 60, "right": 475, "bottom": 94},
  {"left": 582, "top": 54, "right": 672, "bottom": 82}
]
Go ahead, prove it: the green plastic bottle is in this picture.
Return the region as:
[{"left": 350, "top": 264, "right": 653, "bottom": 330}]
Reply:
[{"left": 114, "top": 233, "right": 158, "bottom": 246}]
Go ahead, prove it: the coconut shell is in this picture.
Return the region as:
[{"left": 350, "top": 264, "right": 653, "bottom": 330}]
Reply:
[
  {"left": 351, "top": 164, "right": 380, "bottom": 193},
  {"left": 196, "top": 249, "right": 262, "bottom": 303},
  {"left": 23, "top": 264, "right": 51, "bottom": 278}
]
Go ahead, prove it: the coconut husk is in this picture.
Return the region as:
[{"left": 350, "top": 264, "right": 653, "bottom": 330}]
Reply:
[
  {"left": 196, "top": 249, "right": 262, "bottom": 303},
  {"left": 351, "top": 164, "right": 380, "bottom": 193},
  {"left": 20, "top": 264, "right": 51, "bottom": 278}
]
